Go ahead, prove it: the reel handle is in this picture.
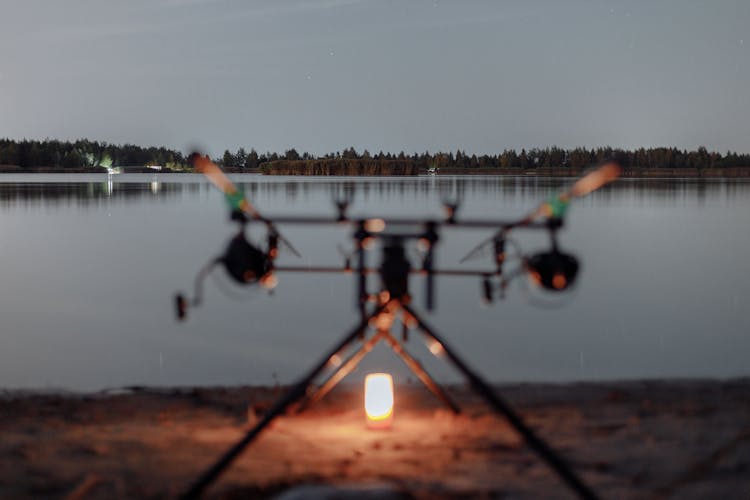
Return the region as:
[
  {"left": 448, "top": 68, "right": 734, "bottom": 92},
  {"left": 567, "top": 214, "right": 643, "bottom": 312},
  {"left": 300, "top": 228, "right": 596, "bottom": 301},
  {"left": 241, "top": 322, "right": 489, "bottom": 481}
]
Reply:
[
  {"left": 175, "top": 293, "right": 188, "bottom": 321},
  {"left": 174, "top": 257, "right": 218, "bottom": 321}
]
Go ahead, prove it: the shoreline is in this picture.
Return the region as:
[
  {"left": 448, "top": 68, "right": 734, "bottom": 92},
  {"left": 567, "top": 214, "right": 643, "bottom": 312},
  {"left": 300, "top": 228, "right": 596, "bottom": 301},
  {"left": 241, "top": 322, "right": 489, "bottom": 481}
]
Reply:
[
  {"left": 3, "top": 375, "right": 748, "bottom": 396},
  {"left": 2, "top": 167, "right": 750, "bottom": 178},
  {"left": 2, "top": 378, "right": 749, "bottom": 498}
]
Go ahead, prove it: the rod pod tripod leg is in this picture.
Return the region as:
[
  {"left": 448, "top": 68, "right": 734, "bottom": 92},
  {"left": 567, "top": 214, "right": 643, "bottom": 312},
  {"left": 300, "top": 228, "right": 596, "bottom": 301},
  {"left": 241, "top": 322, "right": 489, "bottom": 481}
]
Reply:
[
  {"left": 182, "top": 301, "right": 598, "bottom": 500},
  {"left": 180, "top": 304, "right": 387, "bottom": 500},
  {"left": 402, "top": 304, "right": 599, "bottom": 500},
  {"left": 296, "top": 330, "right": 386, "bottom": 412},
  {"left": 380, "top": 329, "right": 460, "bottom": 414},
  {"left": 298, "top": 303, "right": 460, "bottom": 414}
]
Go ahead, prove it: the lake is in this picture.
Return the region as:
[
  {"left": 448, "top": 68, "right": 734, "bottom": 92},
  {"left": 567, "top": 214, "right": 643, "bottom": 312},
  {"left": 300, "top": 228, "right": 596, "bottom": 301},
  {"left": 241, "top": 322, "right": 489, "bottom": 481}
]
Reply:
[{"left": 0, "top": 173, "right": 748, "bottom": 391}]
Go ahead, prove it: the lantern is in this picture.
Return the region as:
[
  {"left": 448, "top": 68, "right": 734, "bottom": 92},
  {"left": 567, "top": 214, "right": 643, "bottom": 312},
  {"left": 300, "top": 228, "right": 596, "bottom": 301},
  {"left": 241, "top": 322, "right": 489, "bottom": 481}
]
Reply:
[{"left": 364, "top": 373, "right": 394, "bottom": 429}]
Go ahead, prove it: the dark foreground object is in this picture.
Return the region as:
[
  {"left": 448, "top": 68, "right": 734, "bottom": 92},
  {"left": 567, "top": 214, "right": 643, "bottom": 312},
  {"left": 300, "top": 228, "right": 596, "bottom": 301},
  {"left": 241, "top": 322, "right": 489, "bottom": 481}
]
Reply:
[{"left": 1, "top": 380, "right": 749, "bottom": 499}]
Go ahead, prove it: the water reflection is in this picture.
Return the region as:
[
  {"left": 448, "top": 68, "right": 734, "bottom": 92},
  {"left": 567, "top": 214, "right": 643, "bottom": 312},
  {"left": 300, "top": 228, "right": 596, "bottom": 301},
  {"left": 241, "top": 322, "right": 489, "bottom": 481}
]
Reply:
[
  {"left": 1, "top": 174, "right": 749, "bottom": 390},
  {"left": 0, "top": 174, "right": 747, "bottom": 209}
]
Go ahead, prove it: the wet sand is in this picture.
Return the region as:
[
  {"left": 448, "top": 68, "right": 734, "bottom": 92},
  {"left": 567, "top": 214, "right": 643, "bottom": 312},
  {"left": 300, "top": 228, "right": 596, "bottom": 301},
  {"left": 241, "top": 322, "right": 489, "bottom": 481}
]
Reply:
[{"left": 2, "top": 379, "right": 749, "bottom": 499}]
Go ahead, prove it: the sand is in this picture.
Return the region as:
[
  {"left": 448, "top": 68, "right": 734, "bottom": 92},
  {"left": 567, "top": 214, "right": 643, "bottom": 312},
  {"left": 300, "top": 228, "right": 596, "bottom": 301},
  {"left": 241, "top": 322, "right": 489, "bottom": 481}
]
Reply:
[{"left": 1, "top": 379, "right": 749, "bottom": 499}]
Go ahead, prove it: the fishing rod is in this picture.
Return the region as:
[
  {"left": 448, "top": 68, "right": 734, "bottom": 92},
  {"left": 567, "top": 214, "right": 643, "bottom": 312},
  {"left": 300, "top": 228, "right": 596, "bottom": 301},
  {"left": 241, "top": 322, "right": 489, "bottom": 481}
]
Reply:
[{"left": 177, "top": 154, "right": 619, "bottom": 317}]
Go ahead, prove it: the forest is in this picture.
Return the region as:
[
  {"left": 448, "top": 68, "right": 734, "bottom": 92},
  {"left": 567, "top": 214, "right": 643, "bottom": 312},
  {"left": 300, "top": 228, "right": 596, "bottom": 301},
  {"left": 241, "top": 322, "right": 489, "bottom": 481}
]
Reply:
[
  {"left": 0, "top": 139, "right": 187, "bottom": 171},
  {"left": 1, "top": 138, "right": 749, "bottom": 174}
]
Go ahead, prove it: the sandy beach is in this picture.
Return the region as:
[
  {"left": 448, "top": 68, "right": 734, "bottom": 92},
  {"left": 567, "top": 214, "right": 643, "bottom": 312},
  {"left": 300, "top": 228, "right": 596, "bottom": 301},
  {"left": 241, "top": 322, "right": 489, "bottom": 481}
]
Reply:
[{"left": 1, "top": 379, "right": 749, "bottom": 499}]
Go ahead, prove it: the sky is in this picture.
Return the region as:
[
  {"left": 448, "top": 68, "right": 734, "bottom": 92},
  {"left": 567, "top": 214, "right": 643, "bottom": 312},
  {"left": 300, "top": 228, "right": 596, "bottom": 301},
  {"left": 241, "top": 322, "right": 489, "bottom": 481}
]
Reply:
[{"left": 0, "top": 0, "right": 748, "bottom": 156}]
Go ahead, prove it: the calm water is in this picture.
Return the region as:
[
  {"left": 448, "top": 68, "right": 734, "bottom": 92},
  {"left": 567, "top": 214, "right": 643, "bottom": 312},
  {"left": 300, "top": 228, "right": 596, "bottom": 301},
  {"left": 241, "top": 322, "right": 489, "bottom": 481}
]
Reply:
[{"left": 1, "top": 173, "right": 748, "bottom": 391}]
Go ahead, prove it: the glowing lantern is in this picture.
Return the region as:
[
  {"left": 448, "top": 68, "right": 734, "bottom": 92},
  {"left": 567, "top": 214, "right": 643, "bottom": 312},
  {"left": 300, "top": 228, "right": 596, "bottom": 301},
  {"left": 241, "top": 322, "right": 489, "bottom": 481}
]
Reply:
[{"left": 364, "top": 373, "right": 394, "bottom": 429}]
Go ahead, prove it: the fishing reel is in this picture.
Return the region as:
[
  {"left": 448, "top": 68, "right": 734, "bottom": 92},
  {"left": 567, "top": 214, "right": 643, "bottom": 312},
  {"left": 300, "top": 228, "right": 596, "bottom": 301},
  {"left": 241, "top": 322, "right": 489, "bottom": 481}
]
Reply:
[
  {"left": 525, "top": 250, "right": 579, "bottom": 292},
  {"left": 175, "top": 154, "right": 302, "bottom": 320},
  {"left": 467, "top": 158, "right": 622, "bottom": 304},
  {"left": 476, "top": 218, "right": 580, "bottom": 304},
  {"left": 524, "top": 219, "right": 579, "bottom": 292},
  {"left": 220, "top": 212, "right": 277, "bottom": 285},
  {"left": 175, "top": 213, "right": 279, "bottom": 320}
]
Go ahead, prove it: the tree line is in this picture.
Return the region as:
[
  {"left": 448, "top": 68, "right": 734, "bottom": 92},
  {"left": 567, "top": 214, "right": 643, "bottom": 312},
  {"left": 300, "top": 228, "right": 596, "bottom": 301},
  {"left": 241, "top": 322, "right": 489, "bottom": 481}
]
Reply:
[
  {"left": 201, "top": 145, "right": 750, "bottom": 172},
  {"left": 0, "top": 139, "right": 188, "bottom": 170},
  {"left": 1, "top": 138, "right": 749, "bottom": 172}
]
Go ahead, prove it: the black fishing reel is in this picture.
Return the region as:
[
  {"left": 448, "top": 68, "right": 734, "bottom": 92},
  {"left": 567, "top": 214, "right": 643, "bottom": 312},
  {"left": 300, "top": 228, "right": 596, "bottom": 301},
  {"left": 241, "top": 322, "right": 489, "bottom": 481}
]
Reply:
[
  {"left": 480, "top": 218, "right": 580, "bottom": 303},
  {"left": 525, "top": 250, "right": 579, "bottom": 291},
  {"left": 524, "top": 217, "right": 579, "bottom": 292},
  {"left": 221, "top": 232, "right": 274, "bottom": 285},
  {"left": 175, "top": 212, "right": 276, "bottom": 320}
]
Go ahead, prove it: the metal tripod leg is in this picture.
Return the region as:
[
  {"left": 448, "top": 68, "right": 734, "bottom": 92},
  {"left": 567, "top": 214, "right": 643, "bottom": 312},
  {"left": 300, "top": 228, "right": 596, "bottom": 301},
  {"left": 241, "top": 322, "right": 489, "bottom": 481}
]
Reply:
[
  {"left": 297, "top": 330, "right": 386, "bottom": 412},
  {"left": 180, "top": 303, "right": 389, "bottom": 500},
  {"left": 402, "top": 304, "right": 599, "bottom": 500},
  {"left": 381, "top": 330, "right": 460, "bottom": 414}
]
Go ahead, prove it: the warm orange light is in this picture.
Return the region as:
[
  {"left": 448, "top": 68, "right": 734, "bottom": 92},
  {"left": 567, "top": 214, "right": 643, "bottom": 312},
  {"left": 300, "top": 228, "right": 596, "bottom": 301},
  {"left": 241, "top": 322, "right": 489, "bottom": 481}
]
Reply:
[
  {"left": 552, "top": 273, "right": 567, "bottom": 290},
  {"left": 260, "top": 273, "right": 278, "bottom": 289},
  {"left": 328, "top": 353, "right": 342, "bottom": 367},
  {"left": 364, "top": 373, "right": 394, "bottom": 429},
  {"left": 428, "top": 340, "right": 445, "bottom": 357},
  {"left": 364, "top": 218, "right": 386, "bottom": 233},
  {"left": 362, "top": 236, "right": 376, "bottom": 249},
  {"left": 528, "top": 269, "right": 542, "bottom": 286}
]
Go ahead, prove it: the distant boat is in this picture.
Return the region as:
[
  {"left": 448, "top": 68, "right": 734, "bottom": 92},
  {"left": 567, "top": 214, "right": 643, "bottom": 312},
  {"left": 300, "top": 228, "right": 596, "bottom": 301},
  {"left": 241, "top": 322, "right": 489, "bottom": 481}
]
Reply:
[
  {"left": 427, "top": 167, "right": 439, "bottom": 175},
  {"left": 107, "top": 167, "right": 122, "bottom": 175}
]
